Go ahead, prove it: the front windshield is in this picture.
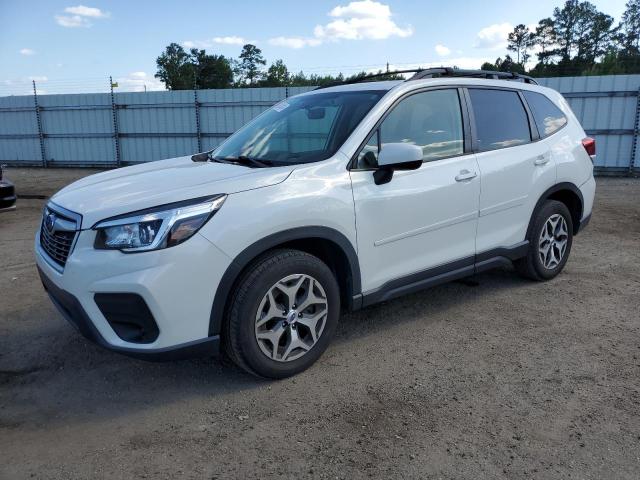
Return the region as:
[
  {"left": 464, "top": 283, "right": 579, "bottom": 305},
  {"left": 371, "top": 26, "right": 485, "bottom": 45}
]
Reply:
[{"left": 213, "top": 90, "right": 386, "bottom": 166}]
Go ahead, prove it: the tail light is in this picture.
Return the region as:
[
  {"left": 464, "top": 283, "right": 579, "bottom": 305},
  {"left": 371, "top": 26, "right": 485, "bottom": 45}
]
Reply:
[{"left": 582, "top": 137, "right": 596, "bottom": 160}]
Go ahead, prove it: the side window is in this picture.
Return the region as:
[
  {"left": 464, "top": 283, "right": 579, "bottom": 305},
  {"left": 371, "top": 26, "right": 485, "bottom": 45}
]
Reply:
[
  {"left": 523, "top": 91, "right": 567, "bottom": 138},
  {"left": 468, "top": 89, "right": 531, "bottom": 152},
  {"left": 380, "top": 89, "right": 464, "bottom": 162},
  {"left": 355, "top": 89, "right": 464, "bottom": 168}
]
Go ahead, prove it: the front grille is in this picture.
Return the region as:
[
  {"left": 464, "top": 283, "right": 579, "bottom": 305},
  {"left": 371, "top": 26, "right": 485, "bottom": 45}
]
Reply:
[{"left": 39, "top": 206, "right": 80, "bottom": 269}]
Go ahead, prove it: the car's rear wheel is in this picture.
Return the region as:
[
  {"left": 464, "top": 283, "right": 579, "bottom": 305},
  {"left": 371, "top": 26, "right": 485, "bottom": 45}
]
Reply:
[
  {"left": 224, "top": 249, "right": 340, "bottom": 378},
  {"left": 515, "top": 200, "right": 574, "bottom": 281}
]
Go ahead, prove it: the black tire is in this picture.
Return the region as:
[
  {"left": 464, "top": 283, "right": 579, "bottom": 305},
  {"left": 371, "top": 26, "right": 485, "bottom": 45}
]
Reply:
[
  {"left": 224, "top": 249, "right": 340, "bottom": 378},
  {"left": 515, "top": 200, "right": 574, "bottom": 281}
]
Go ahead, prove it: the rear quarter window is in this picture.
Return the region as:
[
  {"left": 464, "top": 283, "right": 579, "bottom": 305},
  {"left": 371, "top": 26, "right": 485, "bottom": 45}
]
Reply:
[{"left": 523, "top": 91, "right": 568, "bottom": 138}]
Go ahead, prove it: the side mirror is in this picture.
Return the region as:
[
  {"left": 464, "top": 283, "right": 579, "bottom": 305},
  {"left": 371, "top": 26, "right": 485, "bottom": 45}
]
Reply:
[{"left": 374, "top": 143, "right": 423, "bottom": 185}]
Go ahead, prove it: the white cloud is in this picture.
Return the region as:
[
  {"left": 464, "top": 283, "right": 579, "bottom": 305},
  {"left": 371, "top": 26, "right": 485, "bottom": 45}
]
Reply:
[
  {"left": 329, "top": 0, "right": 390, "bottom": 18},
  {"left": 315, "top": 0, "right": 412, "bottom": 41},
  {"left": 55, "top": 5, "right": 110, "bottom": 28},
  {"left": 213, "top": 36, "right": 246, "bottom": 45},
  {"left": 475, "top": 22, "right": 513, "bottom": 50},
  {"left": 55, "top": 15, "right": 92, "bottom": 27},
  {"left": 114, "top": 71, "right": 165, "bottom": 92},
  {"left": 64, "top": 5, "right": 109, "bottom": 18},
  {"left": 20, "top": 48, "right": 36, "bottom": 56},
  {"left": 269, "top": 0, "right": 412, "bottom": 49},
  {"left": 434, "top": 44, "right": 450, "bottom": 56},
  {"left": 268, "top": 37, "right": 322, "bottom": 49},
  {"left": 183, "top": 36, "right": 249, "bottom": 49},
  {"left": 28, "top": 76, "right": 48, "bottom": 82}
]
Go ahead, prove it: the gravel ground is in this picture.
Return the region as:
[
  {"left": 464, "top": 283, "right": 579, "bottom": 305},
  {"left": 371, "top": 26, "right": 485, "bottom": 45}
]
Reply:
[{"left": 1, "top": 167, "right": 639, "bottom": 479}]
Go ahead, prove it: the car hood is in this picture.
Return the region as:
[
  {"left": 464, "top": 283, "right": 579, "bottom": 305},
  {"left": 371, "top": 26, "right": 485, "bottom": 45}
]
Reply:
[{"left": 51, "top": 156, "right": 293, "bottom": 228}]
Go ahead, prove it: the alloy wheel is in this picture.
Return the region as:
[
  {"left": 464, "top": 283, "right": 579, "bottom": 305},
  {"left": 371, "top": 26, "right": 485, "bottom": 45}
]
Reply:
[
  {"left": 538, "top": 213, "right": 569, "bottom": 270},
  {"left": 254, "top": 274, "right": 328, "bottom": 362}
]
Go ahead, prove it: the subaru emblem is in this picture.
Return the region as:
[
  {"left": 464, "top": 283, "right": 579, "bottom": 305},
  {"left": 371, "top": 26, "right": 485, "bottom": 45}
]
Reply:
[{"left": 45, "top": 212, "right": 56, "bottom": 232}]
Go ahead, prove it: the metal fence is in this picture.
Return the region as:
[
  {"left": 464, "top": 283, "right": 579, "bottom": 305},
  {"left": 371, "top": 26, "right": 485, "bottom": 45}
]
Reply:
[
  {"left": 0, "top": 84, "right": 314, "bottom": 168},
  {"left": 0, "top": 75, "right": 639, "bottom": 174}
]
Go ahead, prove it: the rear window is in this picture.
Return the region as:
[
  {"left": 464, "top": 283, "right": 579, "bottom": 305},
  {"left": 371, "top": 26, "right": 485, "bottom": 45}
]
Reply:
[
  {"left": 523, "top": 91, "right": 567, "bottom": 137},
  {"left": 468, "top": 89, "right": 531, "bottom": 152}
]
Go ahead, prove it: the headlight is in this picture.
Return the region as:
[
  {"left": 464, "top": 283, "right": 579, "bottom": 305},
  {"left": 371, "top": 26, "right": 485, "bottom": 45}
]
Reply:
[{"left": 93, "top": 195, "right": 226, "bottom": 252}]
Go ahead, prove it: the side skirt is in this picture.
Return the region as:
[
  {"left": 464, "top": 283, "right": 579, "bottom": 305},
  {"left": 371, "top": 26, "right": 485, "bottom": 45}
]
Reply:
[{"left": 354, "top": 241, "right": 529, "bottom": 309}]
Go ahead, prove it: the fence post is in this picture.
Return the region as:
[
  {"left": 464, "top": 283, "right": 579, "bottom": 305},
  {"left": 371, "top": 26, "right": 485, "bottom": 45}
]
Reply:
[
  {"left": 33, "top": 80, "right": 46, "bottom": 167},
  {"left": 109, "top": 76, "right": 121, "bottom": 167},
  {"left": 631, "top": 87, "right": 640, "bottom": 175},
  {"left": 194, "top": 82, "right": 202, "bottom": 152}
]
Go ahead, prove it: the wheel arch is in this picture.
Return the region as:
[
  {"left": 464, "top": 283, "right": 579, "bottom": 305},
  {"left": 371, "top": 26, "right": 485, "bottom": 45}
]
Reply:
[
  {"left": 528, "top": 182, "right": 584, "bottom": 238},
  {"left": 208, "top": 227, "right": 361, "bottom": 336}
]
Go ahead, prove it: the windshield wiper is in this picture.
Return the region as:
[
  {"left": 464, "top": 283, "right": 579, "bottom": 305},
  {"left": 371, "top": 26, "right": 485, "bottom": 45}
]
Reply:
[{"left": 212, "top": 155, "right": 272, "bottom": 168}]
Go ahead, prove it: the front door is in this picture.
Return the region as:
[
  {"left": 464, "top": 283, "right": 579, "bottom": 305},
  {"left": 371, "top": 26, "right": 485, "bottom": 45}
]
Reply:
[{"left": 349, "top": 88, "right": 480, "bottom": 294}]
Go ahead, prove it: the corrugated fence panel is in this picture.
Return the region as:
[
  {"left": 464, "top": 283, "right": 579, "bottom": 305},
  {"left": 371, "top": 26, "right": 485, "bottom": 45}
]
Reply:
[
  {"left": 116, "top": 90, "right": 198, "bottom": 163},
  {"left": 200, "top": 87, "right": 284, "bottom": 151},
  {"left": 0, "top": 79, "right": 636, "bottom": 172},
  {"left": 38, "top": 93, "right": 114, "bottom": 166},
  {"left": 0, "top": 95, "right": 41, "bottom": 163},
  {"left": 538, "top": 75, "right": 640, "bottom": 170}
]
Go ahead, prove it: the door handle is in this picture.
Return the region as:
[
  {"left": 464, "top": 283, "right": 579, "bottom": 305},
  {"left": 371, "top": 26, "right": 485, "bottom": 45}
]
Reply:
[
  {"left": 534, "top": 155, "right": 550, "bottom": 166},
  {"left": 455, "top": 169, "right": 477, "bottom": 182}
]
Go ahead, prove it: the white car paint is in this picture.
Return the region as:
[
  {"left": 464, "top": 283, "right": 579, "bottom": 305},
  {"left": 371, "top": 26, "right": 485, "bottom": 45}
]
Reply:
[
  {"left": 351, "top": 153, "right": 481, "bottom": 291},
  {"left": 52, "top": 155, "right": 294, "bottom": 227},
  {"left": 36, "top": 75, "right": 595, "bottom": 356}
]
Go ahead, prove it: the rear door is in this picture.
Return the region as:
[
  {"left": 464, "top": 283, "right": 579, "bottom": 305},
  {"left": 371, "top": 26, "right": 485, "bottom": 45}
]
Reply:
[{"left": 466, "top": 88, "right": 556, "bottom": 255}]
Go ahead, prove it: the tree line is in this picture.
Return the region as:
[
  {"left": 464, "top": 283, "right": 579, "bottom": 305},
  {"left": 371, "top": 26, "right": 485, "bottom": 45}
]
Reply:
[
  {"left": 482, "top": 0, "right": 640, "bottom": 76},
  {"left": 155, "top": 42, "right": 402, "bottom": 90},
  {"left": 155, "top": 0, "right": 640, "bottom": 90}
]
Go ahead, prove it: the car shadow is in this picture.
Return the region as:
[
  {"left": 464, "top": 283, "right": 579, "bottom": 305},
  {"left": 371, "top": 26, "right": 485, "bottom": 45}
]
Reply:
[
  {"left": 334, "top": 266, "right": 530, "bottom": 345},
  {"left": 0, "top": 266, "right": 532, "bottom": 428}
]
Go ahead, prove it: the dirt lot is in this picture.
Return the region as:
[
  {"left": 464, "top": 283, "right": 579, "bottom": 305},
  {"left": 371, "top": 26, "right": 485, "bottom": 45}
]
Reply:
[{"left": 1, "top": 167, "right": 639, "bottom": 479}]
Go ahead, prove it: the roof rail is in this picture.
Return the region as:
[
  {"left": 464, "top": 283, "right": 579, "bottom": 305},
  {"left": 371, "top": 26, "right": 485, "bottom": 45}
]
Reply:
[
  {"left": 312, "top": 66, "right": 538, "bottom": 90},
  {"left": 407, "top": 67, "right": 538, "bottom": 84},
  {"left": 313, "top": 69, "right": 423, "bottom": 90}
]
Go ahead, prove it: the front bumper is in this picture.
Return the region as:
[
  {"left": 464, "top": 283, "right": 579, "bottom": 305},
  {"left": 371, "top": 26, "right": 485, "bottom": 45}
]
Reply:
[
  {"left": 38, "top": 266, "right": 219, "bottom": 361},
  {"left": 36, "top": 226, "right": 232, "bottom": 360}
]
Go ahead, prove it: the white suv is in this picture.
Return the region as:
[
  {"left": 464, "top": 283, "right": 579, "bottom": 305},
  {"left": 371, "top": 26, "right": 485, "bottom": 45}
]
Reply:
[{"left": 36, "top": 69, "right": 596, "bottom": 378}]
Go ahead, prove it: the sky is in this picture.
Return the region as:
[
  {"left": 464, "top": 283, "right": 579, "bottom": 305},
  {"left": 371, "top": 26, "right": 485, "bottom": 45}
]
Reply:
[{"left": 0, "top": 0, "right": 629, "bottom": 95}]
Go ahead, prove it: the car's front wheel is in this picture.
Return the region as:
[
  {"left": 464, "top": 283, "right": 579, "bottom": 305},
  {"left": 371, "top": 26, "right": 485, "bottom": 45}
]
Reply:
[
  {"left": 224, "top": 249, "right": 340, "bottom": 378},
  {"left": 516, "top": 199, "right": 574, "bottom": 281}
]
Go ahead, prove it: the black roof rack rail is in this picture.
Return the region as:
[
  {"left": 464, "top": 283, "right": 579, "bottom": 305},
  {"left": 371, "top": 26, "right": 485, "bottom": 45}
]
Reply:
[
  {"left": 407, "top": 67, "right": 538, "bottom": 85},
  {"left": 313, "top": 69, "right": 424, "bottom": 90},
  {"left": 313, "top": 66, "right": 538, "bottom": 90}
]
